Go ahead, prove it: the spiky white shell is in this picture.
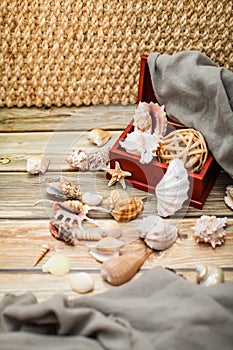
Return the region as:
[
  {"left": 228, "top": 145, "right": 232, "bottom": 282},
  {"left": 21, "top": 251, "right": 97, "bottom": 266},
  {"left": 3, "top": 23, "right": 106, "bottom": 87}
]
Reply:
[
  {"left": 155, "top": 158, "right": 190, "bottom": 217},
  {"left": 138, "top": 215, "right": 178, "bottom": 250},
  {"left": 26, "top": 155, "right": 50, "bottom": 174},
  {"left": 192, "top": 215, "right": 227, "bottom": 248}
]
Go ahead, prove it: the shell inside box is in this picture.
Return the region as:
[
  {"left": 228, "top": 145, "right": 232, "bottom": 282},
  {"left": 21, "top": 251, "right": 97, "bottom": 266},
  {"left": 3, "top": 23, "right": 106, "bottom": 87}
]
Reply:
[{"left": 108, "top": 55, "right": 221, "bottom": 209}]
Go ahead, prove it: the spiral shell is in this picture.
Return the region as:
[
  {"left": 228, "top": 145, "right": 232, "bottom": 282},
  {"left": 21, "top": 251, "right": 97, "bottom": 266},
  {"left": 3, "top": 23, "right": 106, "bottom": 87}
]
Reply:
[
  {"left": 49, "top": 219, "right": 75, "bottom": 245},
  {"left": 101, "top": 249, "right": 153, "bottom": 286},
  {"left": 224, "top": 185, "right": 233, "bottom": 210},
  {"left": 111, "top": 197, "right": 144, "bottom": 222},
  {"left": 104, "top": 189, "right": 131, "bottom": 211},
  {"left": 33, "top": 244, "right": 50, "bottom": 267},
  {"left": 196, "top": 263, "right": 224, "bottom": 286},
  {"left": 138, "top": 215, "right": 178, "bottom": 250},
  {"left": 46, "top": 181, "right": 82, "bottom": 199},
  {"left": 192, "top": 215, "right": 227, "bottom": 248}
]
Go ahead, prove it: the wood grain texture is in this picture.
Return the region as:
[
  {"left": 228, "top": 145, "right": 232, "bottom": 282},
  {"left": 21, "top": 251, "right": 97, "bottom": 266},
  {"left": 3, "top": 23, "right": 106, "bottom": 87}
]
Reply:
[{"left": 0, "top": 104, "right": 233, "bottom": 302}]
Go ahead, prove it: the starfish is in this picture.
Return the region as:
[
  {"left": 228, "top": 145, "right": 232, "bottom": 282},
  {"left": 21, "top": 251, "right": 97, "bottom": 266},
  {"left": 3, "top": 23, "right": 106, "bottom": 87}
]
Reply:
[{"left": 103, "top": 161, "right": 131, "bottom": 189}]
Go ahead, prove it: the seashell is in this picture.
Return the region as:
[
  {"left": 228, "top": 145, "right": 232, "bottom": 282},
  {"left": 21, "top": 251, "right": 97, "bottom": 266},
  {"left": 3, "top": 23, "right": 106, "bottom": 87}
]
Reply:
[
  {"left": 87, "top": 128, "right": 111, "bottom": 147},
  {"left": 101, "top": 249, "right": 153, "bottom": 286},
  {"left": 75, "top": 230, "right": 102, "bottom": 241},
  {"left": 111, "top": 197, "right": 144, "bottom": 222},
  {"left": 89, "top": 249, "right": 120, "bottom": 263},
  {"left": 104, "top": 189, "right": 131, "bottom": 211},
  {"left": 66, "top": 149, "right": 89, "bottom": 170},
  {"left": 133, "top": 101, "right": 167, "bottom": 136},
  {"left": 87, "top": 149, "right": 110, "bottom": 171},
  {"left": 70, "top": 272, "right": 94, "bottom": 294},
  {"left": 26, "top": 155, "right": 50, "bottom": 174},
  {"left": 46, "top": 181, "right": 82, "bottom": 199},
  {"left": 49, "top": 219, "right": 75, "bottom": 245},
  {"left": 192, "top": 215, "right": 227, "bottom": 248},
  {"left": 137, "top": 215, "right": 178, "bottom": 250},
  {"left": 42, "top": 254, "right": 70, "bottom": 276},
  {"left": 87, "top": 236, "right": 125, "bottom": 251},
  {"left": 155, "top": 158, "right": 190, "bottom": 217},
  {"left": 119, "top": 130, "right": 160, "bottom": 164},
  {"left": 224, "top": 185, "right": 233, "bottom": 210},
  {"left": 99, "top": 220, "right": 122, "bottom": 238},
  {"left": 82, "top": 192, "right": 103, "bottom": 206},
  {"left": 33, "top": 244, "right": 50, "bottom": 267},
  {"left": 196, "top": 263, "right": 224, "bottom": 286}
]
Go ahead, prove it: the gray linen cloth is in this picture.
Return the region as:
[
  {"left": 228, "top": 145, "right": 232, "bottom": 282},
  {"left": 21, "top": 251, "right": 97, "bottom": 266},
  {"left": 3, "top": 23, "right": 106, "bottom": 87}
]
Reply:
[
  {"left": 147, "top": 51, "right": 233, "bottom": 177},
  {"left": 0, "top": 267, "right": 233, "bottom": 350}
]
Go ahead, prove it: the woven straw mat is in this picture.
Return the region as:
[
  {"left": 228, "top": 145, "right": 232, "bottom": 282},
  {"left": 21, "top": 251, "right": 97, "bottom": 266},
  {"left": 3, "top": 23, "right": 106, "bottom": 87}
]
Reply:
[{"left": 1, "top": 0, "right": 232, "bottom": 107}]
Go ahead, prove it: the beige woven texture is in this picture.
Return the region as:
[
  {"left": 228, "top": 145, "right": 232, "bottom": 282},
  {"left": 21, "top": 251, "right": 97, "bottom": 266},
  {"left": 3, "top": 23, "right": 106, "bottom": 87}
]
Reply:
[{"left": 1, "top": 0, "right": 232, "bottom": 107}]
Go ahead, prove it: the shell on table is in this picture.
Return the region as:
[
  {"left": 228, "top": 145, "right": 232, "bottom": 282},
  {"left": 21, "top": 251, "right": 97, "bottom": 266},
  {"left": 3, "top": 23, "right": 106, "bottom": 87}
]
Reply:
[
  {"left": 137, "top": 215, "right": 178, "bottom": 250},
  {"left": 46, "top": 181, "right": 82, "bottom": 199},
  {"left": 104, "top": 189, "right": 131, "bottom": 211},
  {"left": 26, "top": 155, "right": 50, "bottom": 174},
  {"left": 82, "top": 192, "right": 103, "bottom": 206},
  {"left": 66, "top": 148, "right": 109, "bottom": 171},
  {"left": 101, "top": 249, "right": 153, "bottom": 286},
  {"left": 87, "top": 236, "right": 125, "bottom": 262},
  {"left": 155, "top": 158, "right": 190, "bottom": 217},
  {"left": 119, "top": 130, "right": 160, "bottom": 164},
  {"left": 196, "top": 263, "right": 224, "bottom": 286},
  {"left": 49, "top": 219, "right": 75, "bottom": 245},
  {"left": 133, "top": 101, "right": 167, "bottom": 136},
  {"left": 87, "top": 128, "right": 111, "bottom": 147},
  {"left": 66, "top": 149, "right": 89, "bottom": 170},
  {"left": 192, "top": 215, "right": 227, "bottom": 248},
  {"left": 33, "top": 244, "right": 50, "bottom": 267},
  {"left": 111, "top": 197, "right": 144, "bottom": 222},
  {"left": 42, "top": 254, "right": 70, "bottom": 276},
  {"left": 224, "top": 185, "right": 233, "bottom": 210},
  {"left": 99, "top": 220, "right": 122, "bottom": 238},
  {"left": 70, "top": 272, "right": 94, "bottom": 294}
]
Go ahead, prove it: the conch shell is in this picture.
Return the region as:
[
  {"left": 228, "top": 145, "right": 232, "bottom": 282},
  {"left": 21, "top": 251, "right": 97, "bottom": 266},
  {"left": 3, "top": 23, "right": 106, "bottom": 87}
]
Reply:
[
  {"left": 87, "top": 128, "right": 111, "bottom": 147},
  {"left": 155, "top": 158, "right": 190, "bottom": 217},
  {"left": 49, "top": 219, "right": 75, "bottom": 245},
  {"left": 46, "top": 181, "right": 82, "bottom": 199},
  {"left": 133, "top": 101, "right": 167, "bottom": 136},
  {"left": 224, "top": 185, "right": 233, "bottom": 210},
  {"left": 138, "top": 215, "right": 178, "bottom": 250},
  {"left": 101, "top": 249, "right": 153, "bottom": 286},
  {"left": 196, "top": 263, "right": 224, "bottom": 286},
  {"left": 192, "top": 215, "right": 227, "bottom": 248}
]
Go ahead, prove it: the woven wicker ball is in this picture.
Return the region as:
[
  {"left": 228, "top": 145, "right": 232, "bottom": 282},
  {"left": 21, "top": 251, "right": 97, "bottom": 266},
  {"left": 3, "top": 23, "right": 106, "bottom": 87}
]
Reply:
[{"left": 157, "top": 128, "right": 208, "bottom": 173}]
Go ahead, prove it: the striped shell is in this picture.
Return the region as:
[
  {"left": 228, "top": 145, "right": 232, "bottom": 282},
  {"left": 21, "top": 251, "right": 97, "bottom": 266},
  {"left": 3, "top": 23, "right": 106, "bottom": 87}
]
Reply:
[
  {"left": 49, "top": 219, "right": 75, "bottom": 245},
  {"left": 111, "top": 197, "right": 144, "bottom": 222},
  {"left": 104, "top": 189, "right": 131, "bottom": 211},
  {"left": 101, "top": 249, "right": 153, "bottom": 286}
]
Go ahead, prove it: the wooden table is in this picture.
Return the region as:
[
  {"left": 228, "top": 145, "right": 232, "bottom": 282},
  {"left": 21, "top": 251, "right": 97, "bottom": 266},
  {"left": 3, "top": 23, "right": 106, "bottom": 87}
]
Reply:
[{"left": 0, "top": 104, "right": 233, "bottom": 301}]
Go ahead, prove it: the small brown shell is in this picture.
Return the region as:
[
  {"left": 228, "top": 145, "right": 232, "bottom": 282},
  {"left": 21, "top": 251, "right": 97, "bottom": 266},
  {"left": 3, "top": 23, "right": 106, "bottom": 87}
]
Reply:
[
  {"left": 87, "top": 128, "right": 111, "bottom": 147},
  {"left": 49, "top": 219, "right": 75, "bottom": 245},
  {"left": 33, "top": 244, "right": 50, "bottom": 267},
  {"left": 101, "top": 249, "right": 153, "bottom": 286},
  {"left": 111, "top": 197, "right": 144, "bottom": 222}
]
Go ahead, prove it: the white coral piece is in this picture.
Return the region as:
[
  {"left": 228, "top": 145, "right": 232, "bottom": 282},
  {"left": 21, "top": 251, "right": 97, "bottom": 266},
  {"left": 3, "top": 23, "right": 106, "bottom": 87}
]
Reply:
[
  {"left": 192, "top": 215, "right": 227, "bottom": 248},
  {"left": 120, "top": 130, "right": 160, "bottom": 164}
]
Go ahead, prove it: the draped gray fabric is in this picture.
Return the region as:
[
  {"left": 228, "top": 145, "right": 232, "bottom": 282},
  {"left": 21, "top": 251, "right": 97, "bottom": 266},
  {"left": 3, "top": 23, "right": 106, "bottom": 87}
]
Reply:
[
  {"left": 1, "top": 267, "right": 233, "bottom": 350},
  {"left": 147, "top": 51, "right": 233, "bottom": 177}
]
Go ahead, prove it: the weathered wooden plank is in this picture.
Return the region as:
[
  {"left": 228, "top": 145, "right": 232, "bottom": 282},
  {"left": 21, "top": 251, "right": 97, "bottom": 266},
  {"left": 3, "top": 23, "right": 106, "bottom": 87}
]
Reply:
[
  {"left": 0, "top": 130, "right": 121, "bottom": 171},
  {"left": 1, "top": 172, "right": 232, "bottom": 219},
  {"left": 0, "top": 104, "right": 135, "bottom": 132},
  {"left": 1, "top": 269, "right": 233, "bottom": 302},
  {"left": 0, "top": 219, "right": 232, "bottom": 271}
]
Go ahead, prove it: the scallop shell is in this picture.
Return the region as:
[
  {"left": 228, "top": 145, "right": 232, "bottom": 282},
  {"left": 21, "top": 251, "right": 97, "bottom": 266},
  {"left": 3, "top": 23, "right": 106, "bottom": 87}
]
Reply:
[
  {"left": 138, "top": 215, "right": 178, "bottom": 250},
  {"left": 70, "top": 272, "right": 94, "bottom": 294},
  {"left": 111, "top": 197, "right": 144, "bottom": 222},
  {"left": 42, "top": 254, "right": 70, "bottom": 276},
  {"left": 87, "top": 128, "right": 111, "bottom": 147},
  {"left": 101, "top": 249, "right": 153, "bottom": 286},
  {"left": 26, "top": 155, "right": 50, "bottom": 174},
  {"left": 196, "top": 263, "right": 224, "bottom": 286},
  {"left": 33, "top": 244, "right": 50, "bottom": 267},
  {"left": 99, "top": 220, "right": 122, "bottom": 238},
  {"left": 82, "top": 192, "right": 103, "bottom": 206},
  {"left": 192, "top": 215, "right": 227, "bottom": 248},
  {"left": 155, "top": 158, "right": 190, "bottom": 217},
  {"left": 224, "top": 185, "right": 233, "bottom": 210}
]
